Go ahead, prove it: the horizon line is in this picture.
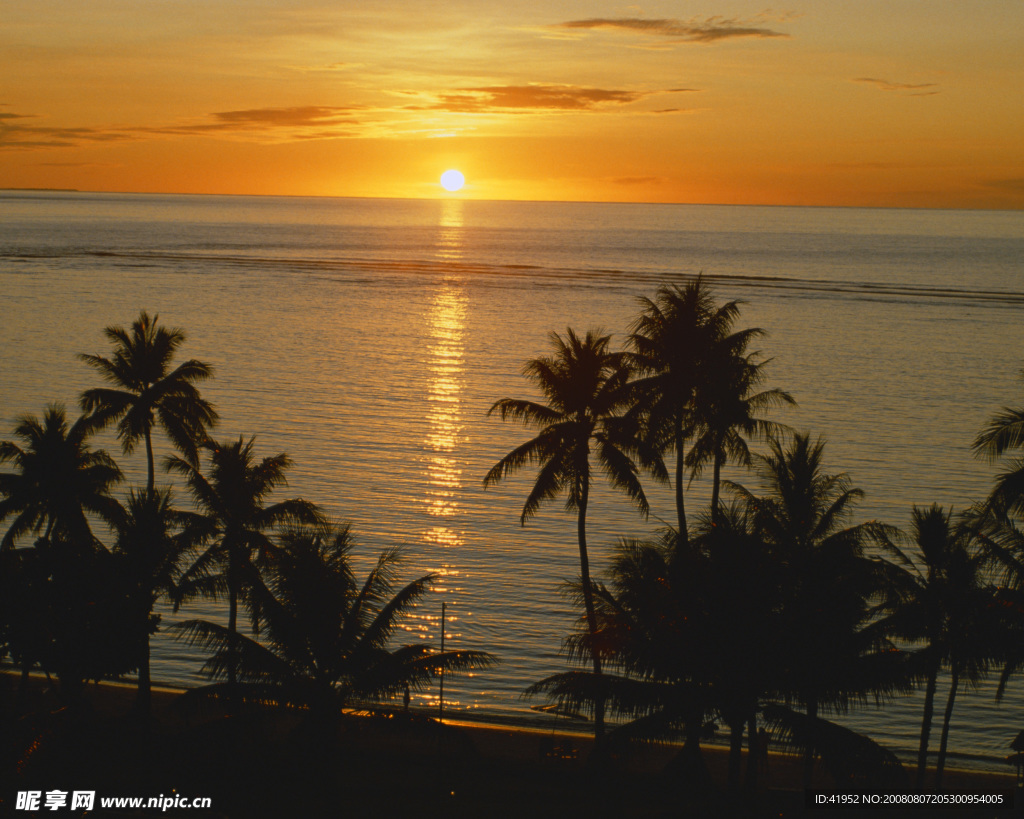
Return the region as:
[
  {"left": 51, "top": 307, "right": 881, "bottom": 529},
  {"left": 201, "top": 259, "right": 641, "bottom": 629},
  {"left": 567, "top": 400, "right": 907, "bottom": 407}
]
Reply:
[{"left": 2, "top": 187, "right": 1022, "bottom": 214}]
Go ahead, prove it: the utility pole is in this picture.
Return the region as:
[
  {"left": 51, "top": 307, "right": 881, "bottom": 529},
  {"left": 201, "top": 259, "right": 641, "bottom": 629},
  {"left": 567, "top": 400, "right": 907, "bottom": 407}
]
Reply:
[{"left": 438, "top": 601, "right": 446, "bottom": 724}]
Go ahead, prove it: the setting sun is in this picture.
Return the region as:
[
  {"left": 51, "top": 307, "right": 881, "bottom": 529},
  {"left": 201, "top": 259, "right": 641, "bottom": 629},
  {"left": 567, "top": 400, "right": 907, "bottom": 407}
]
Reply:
[{"left": 440, "top": 170, "right": 465, "bottom": 192}]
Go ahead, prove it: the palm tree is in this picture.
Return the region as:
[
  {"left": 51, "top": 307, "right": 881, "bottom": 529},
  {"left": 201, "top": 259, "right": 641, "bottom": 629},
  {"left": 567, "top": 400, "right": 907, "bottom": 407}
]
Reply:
[
  {"left": 0, "top": 404, "right": 122, "bottom": 551},
  {"left": 974, "top": 507, "right": 1024, "bottom": 693},
  {"left": 528, "top": 530, "right": 718, "bottom": 787},
  {"left": 729, "top": 432, "right": 901, "bottom": 788},
  {"left": 883, "top": 505, "right": 1001, "bottom": 789},
  {"left": 112, "top": 487, "right": 195, "bottom": 717},
  {"left": 169, "top": 436, "right": 324, "bottom": 692},
  {"left": 973, "top": 374, "right": 1024, "bottom": 515},
  {"left": 80, "top": 310, "right": 217, "bottom": 493},
  {"left": 686, "top": 343, "right": 794, "bottom": 523},
  {"left": 530, "top": 508, "right": 779, "bottom": 792},
  {"left": 172, "top": 524, "right": 495, "bottom": 733},
  {"left": 627, "top": 278, "right": 760, "bottom": 543},
  {"left": 484, "top": 328, "right": 649, "bottom": 738}
]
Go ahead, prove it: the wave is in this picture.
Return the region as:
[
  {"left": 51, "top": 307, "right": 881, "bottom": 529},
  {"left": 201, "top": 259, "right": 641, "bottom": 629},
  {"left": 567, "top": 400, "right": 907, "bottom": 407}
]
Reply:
[{"left": 5, "top": 245, "right": 1024, "bottom": 310}]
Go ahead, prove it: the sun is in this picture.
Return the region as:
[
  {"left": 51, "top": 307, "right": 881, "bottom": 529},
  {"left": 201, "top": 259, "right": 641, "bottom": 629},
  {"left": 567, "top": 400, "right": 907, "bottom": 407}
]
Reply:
[{"left": 440, "top": 169, "right": 465, "bottom": 192}]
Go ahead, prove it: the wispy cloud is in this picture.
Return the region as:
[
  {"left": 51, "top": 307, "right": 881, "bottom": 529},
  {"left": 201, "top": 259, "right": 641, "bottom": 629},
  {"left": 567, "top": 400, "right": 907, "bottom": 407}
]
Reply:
[
  {"left": 853, "top": 77, "right": 940, "bottom": 96},
  {"left": 613, "top": 176, "right": 662, "bottom": 185},
  {"left": 550, "top": 15, "right": 790, "bottom": 44},
  {"left": 134, "top": 108, "right": 360, "bottom": 140},
  {"left": 211, "top": 107, "right": 357, "bottom": 127},
  {"left": 0, "top": 86, "right": 687, "bottom": 152},
  {"left": 0, "top": 111, "right": 135, "bottom": 150},
  {"left": 36, "top": 161, "right": 121, "bottom": 168},
  {"left": 983, "top": 177, "right": 1024, "bottom": 194},
  {"left": 405, "top": 84, "right": 692, "bottom": 113},
  {"left": 0, "top": 106, "right": 361, "bottom": 150},
  {"left": 284, "top": 62, "right": 360, "bottom": 74}
]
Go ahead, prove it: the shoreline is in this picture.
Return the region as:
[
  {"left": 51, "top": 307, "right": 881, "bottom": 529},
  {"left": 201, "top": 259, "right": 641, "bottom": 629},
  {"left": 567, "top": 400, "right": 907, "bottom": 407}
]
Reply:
[{"left": 4, "top": 672, "right": 1017, "bottom": 796}]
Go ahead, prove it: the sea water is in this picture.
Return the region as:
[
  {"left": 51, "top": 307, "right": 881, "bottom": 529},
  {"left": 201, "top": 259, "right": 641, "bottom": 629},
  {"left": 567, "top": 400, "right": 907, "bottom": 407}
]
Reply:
[{"left": 2, "top": 191, "right": 1023, "bottom": 769}]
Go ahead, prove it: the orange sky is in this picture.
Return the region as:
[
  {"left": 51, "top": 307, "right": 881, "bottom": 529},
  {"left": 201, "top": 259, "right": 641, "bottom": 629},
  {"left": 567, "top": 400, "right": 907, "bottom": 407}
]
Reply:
[{"left": 3, "top": 1, "right": 1023, "bottom": 208}]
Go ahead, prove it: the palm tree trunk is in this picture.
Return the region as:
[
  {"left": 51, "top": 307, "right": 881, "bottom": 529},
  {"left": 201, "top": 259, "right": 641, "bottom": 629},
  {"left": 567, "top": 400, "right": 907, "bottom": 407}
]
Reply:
[
  {"left": 674, "top": 415, "right": 688, "bottom": 545},
  {"left": 727, "top": 715, "right": 744, "bottom": 789},
  {"left": 227, "top": 542, "right": 239, "bottom": 695},
  {"left": 17, "top": 660, "right": 32, "bottom": 710},
  {"left": 136, "top": 634, "right": 152, "bottom": 718},
  {"left": 803, "top": 698, "right": 817, "bottom": 788},
  {"left": 935, "top": 665, "right": 960, "bottom": 791},
  {"left": 667, "top": 709, "right": 712, "bottom": 793},
  {"left": 916, "top": 654, "right": 941, "bottom": 789},
  {"left": 711, "top": 446, "right": 724, "bottom": 525},
  {"left": 145, "top": 428, "right": 155, "bottom": 494},
  {"left": 576, "top": 475, "right": 604, "bottom": 740},
  {"left": 745, "top": 709, "right": 759, "bottom": 791}
]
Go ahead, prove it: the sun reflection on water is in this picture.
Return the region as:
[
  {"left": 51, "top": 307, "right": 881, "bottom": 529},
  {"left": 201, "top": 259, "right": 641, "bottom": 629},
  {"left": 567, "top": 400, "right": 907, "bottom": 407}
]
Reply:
[
  {"left": 435, "top": 198, "right": 465, "bottom": 262},
  {"left": 397, "top": 205, "right": 475, "bottom": 715},
  {"left": 421, "top": 272, "right": 467, "bottom": 529}
]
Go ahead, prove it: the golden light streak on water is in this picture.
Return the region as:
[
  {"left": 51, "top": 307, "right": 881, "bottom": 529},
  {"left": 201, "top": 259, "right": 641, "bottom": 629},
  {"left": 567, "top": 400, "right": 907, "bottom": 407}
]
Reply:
[
  {"left": 405, "top": 204, "right": 472, "bottom": 693},
  {"left": 421, "top": 204, "right": 467, "bottom": 537},
  {"left": 435, "top": 198, "right": 465, "bottom": 262}
]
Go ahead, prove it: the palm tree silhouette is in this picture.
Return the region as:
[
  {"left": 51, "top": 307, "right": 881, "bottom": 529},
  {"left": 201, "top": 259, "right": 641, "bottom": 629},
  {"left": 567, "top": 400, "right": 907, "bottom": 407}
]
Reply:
[
  {"left": 169, "top": 436, "right": 324, "bottom": 692},
  {"left": 530, "top": 509, "right": 778, "bottom": 792},
  {"left": 0, "top": 405, "right": 128, "bottom": 702},
  {"left": 484, "top": 328, "right": 649, "bottom": 738},
  {"left": 973, "top": 375, "right": 1024, "bottom": 515},
  {"left": 0, "top": 404, "right": 122, "bottom": 551},
  {"left": 172, "top": 524, "right": 495, "bottom": 732},
  {"left": 729, "top": 432, "right": 897, "bottom": 787},
  {"left": 528, "top": 531, "right": 716, "bottom": 785},
  {"left": 687, "top": 342, "right": 793, "bottom": 523},
  {"left": 883, "top": 504, "right": 999, "bottom": 789},
  {"left": 627, "top": 278, "right": 758, "bottom": 543},
  {"left": 80, "top": 310, "right": 217, "bottom": 493},
  {"left": 112, "top": 487, "right": 195, "bottom": 717}
]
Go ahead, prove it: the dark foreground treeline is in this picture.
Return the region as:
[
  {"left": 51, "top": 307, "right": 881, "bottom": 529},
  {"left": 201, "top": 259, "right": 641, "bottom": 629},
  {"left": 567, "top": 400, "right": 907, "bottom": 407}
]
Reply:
[{"left": 2, "top": 281, "right": 1024, "bottom": 806}]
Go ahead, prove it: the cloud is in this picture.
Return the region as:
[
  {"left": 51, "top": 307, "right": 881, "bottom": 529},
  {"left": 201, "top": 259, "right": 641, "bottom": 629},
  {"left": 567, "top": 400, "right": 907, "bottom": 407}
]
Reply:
[
  {"left": 853, "top": 78, "right": 939, "bottom": 96},
  {"left": 210, "top": 107, "right": 356, "bottom": 127},
  {"left": 0, "top": 113, "right": 135, "bottom": 150},
  {"left": 135, "top": 107, "right": 360, "bottom": 138},
  {"left": 982, "top": 178, "right": 1024, "bottom": 193},
  {"left": 551, "top": 15, "right": 789, "bottom": 43},
  {"left": 0, "top": 106, "right": 360, "bottom": 151},
  {"left": 284, "top": 62, "right": 359, "bottom": 73},
  {"left": 408, "top": 84, "right": 652, "bottom": 113},
  {"left": 613, "top": 176, "right": 662, "bottom": 185},
  {"left": 36, "top": 161, "right": 121, "bottom": 168}
]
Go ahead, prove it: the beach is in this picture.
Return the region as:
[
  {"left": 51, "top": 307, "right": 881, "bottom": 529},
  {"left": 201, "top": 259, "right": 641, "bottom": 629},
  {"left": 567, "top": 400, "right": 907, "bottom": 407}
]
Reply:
[{"left": 2, "top": 673, "right": 1018, "bottom": 818}]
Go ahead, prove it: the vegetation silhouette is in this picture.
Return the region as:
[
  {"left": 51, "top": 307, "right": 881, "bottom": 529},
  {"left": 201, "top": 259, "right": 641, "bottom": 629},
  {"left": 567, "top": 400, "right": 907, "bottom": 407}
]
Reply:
[
  {"left": 112, "top": 487, "right": 196, "bottom": 718},
  {"left": 728, "top": 432, "right": 906, "bottom": 787},
  {"left": 0, "top": 404, "right": 122, "bottom": 551},
  {"left": 880, "top": 504, "right": 1001, "bottom": 790},
  {"left": 80, "top": 310, "right": 217, "bottom": 493},
  {"left": 529, "top": 436, "right": 910, "bottom": 795},
  {"left": 626, "top": 278, "right": 753, "bottom": 542},
  {"left": 686, "top": 334, "right": 794, "bottom": 523},
  {"left": 171, "top": 523, "right": 496, "bottom": 740},
  {"left": 484, "top": 328, "right": 650, "bottom": 740},
  {"left": 528, "top": 513, "right": 776, "bottom": 794},
  {"left": 168, "top": 436, "right": 325, "bottom": 696}
]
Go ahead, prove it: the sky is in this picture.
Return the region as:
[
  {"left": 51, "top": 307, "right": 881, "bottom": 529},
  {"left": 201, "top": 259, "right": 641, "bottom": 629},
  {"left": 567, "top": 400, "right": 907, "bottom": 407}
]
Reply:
[{"left": 3, "top": 1, "right": 1023, "bottom": 208}]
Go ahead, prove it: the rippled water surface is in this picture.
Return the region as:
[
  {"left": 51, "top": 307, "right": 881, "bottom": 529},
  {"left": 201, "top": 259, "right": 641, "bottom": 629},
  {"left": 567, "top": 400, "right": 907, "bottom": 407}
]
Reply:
[{"left": 3, "top": 191, "right": 1024, "bottom": 768}]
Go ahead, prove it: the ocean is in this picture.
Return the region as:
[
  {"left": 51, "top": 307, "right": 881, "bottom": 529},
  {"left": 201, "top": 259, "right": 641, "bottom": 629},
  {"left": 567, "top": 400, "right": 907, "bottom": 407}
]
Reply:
[{"left": 2, "top": 190, "right": 1024, "bottom": 769}]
